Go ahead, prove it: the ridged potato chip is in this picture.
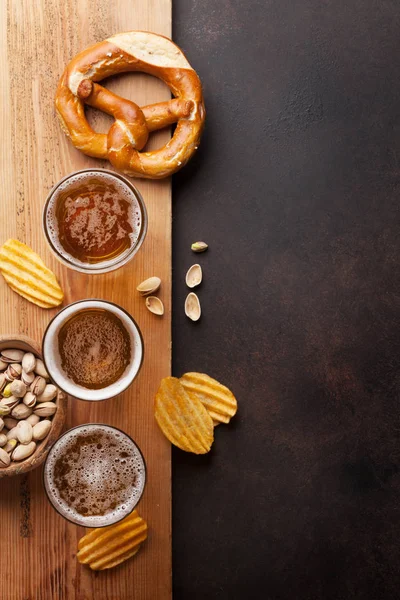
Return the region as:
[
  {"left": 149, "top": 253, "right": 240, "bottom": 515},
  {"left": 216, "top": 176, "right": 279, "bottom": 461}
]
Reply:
[
  {"left": 77, "top": 510, "right": 147, "bottom": 571},
  {"left": 155, "top": 377, "right": 214, "bottom": 454},
  {"left": 180, "top": 372, "right": 237, "bottom": 425},
  {"left": 0, "top": 239, "right": 63, "bottom": 308}
]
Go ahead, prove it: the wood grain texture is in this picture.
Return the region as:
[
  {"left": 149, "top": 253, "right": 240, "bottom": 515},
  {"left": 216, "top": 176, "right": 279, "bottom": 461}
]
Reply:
[{"left": 0, "top": 1, "right": 172, "bottom": 598}]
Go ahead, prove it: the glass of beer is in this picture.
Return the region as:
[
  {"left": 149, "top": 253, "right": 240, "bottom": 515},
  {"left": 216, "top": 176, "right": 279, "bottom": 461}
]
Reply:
[
  {"left": 43, "top": 424, "right": 146, "bottom": 527},
  {"left": 42, "top": 299, "right": 144, "bottom": 401},
  {"left": 43, "top": 168, "right": 147, "bottom": 274}
]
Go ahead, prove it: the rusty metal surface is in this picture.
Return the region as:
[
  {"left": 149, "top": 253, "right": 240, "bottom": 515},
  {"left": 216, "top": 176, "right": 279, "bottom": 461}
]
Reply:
[{"left": 173, "top": 1, "right": 400, "bottom": 598}]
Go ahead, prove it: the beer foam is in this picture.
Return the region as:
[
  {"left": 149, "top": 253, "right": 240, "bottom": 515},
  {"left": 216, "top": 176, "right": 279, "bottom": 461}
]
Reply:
[
  {"left": 44, "top": 424, "right": 146, "bottom": 527},
  {"left": 59, "top": 310, "right": 131, "bottom": 389},
  {"left": 45, "top": 171, "right": 143, "bottom": 270}
]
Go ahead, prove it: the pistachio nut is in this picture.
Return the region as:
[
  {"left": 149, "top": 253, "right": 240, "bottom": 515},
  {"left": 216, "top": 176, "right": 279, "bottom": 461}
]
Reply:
[
  {"left": 6, "top": 426, "right": 19, "bottom": 441},
  {"left": 10, "top": 379, "right": 27, "bottom": 398},
  {"left": 0, "top": 359, "right": 7, "bottom": 371},
  {"left": 31, "top": 375, "right": 46, "bottom": 397},
  {"left": 191, "top": 241, "right": 208, "bottom": 253},
  {"left": 22, "top": 352, "right": 36, "bottom": 374},
  {"left": 25, "top": 414, "right": 40, "bottom": 426},
  {"left": 16, "top": 421, "right": 33, "bottom": 445},
  {"left": 5, "top": 363, "right": 22, "bottom": 382},
  {"left": 0, "top": 373, "right": 6, "bottom": 392},
  {"left": 33, "top": 402, "right": 57, "bottom": 417},
  {"left": 11, "top": 404, "right": 32, "bottom": 420},
  {"left": 32, "top": 419, "right": 52, "bottom": 441},
  {"left": 4, "top": 438, "right": 17, "bottom": 453},
  {"left": 12, "top": 441, "right": 36, "bottom": 461},
  {"left": 21, "top": 370, "right": 35, "bottom": 386},
  {"left": 0, "top": 405, "right": 11, "bottom": 417},
  {"left": 36, "top": 384, "right": 57, "bottom": 403},
  {"left": 0, "top": 433, "right": 7, "bottom": 447},
  {"left": 2, "top": 382, "right": 12, "bottom": 397},
  {"left": 34, "top": 359, "right": 49, "bottom": 379},
  {"left": 0, "top": 349, "right": 24, "bottom": 363},
  {"left": 1, "top": 396, "right": 20, "bottom": 410},
  {"left": 3, "top": 417, "right": 17, "bottom": 429},
  {"left": 0, "top": 447, "right": 10, "bottom": 467},
  {"left": 136, "top": 276, "right": 162, "bottom": 296},
  {"left": 0, "top": 417, "right": 3, "bottom": 432},
  {"left": 23, "top": 392, "right": 36, "bottom": 408}
]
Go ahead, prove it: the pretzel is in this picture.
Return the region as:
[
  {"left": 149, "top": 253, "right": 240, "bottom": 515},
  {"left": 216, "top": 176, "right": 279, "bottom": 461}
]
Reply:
[{"left": 55, "top": 31, "right": 205, "bottom": 179}]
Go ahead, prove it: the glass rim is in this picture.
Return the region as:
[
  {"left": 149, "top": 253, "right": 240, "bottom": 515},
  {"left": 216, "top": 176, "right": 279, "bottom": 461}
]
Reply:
[
  {"left": 41, "top": 298, "right": 144, "bottom": 401},
  {"left": 43, "top": 422, "right": 147, "bottom": 528},
  {"left": 42, "top": 168, "right": 148, "bottom": 274}
]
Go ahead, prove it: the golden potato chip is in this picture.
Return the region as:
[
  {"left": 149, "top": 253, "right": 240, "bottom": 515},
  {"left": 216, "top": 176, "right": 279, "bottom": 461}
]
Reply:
[
  {"left": 180, "top": 372, "right": 237, "bottom": 425},
  {"left": 0, "top": 239, "right": 63, "bottom": 308},
  {"left": 77, "top": 510, "right": 147, "bottom": 571},
  {"left": 155, "top": 376, "right": 214, "bottom": 454}
]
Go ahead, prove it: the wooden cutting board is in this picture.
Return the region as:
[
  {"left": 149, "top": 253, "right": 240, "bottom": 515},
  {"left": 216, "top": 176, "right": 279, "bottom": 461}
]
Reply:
[{"left": 0, "top": 1, "right": 172, "bottom": 598}]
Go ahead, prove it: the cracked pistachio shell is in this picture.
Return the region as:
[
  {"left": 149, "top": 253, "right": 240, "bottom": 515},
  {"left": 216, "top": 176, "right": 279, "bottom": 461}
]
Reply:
[
  {"left": 0, "top": 349, "right": 24, "bottom": 363},
  {"left": 185, "top": 293, "right": 201, "bottom": 322},
  {"left": 136, "top": 276, "right": 161, "bottom": 296},
  {"left": 16, "top": 421, "right": 33, "bottom": 445},
  {"left": 22, "top": 352, "right": 36, "bottom": 374},
  {"left": 186, "top": 264, "right": 202, "bottom": 288},
  {"left": 0, "top": 433, "right": 7, "bottom": 447},
  {"left": 145, "top": 296, "right": 164, "bottom": 316}
]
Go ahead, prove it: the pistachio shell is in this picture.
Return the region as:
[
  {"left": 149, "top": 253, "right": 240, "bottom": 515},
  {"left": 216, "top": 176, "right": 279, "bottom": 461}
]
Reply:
[
  {"left": 21, "top": 370, "right": 35, "bottom": 386},
  {"left": 0, "top": 360, "right": 7, "bottom": 371},
  {"left": 0, "top": 447, "right": 10, "bottom": 467},
  {"left": 0, "top": 417, "right": 3, "bottom": 432},
  {"left": 25, "top": 414, "right": 40, "bottom": 426},
  {"left": 136, "top": 276, "right": 161, "bottom": 296},
  {"left": 185, "top": 293, "right": 201, "bottom": 321},
  {"left": 34, "top": 359, "right": 49, "bottom": 379},
  {"left": 0, "top": 349, "right": 24, "bottom": 363},
  {"left": 10, "top": 379, "right": 27, "bottom": 398},
  {"left": 145, "top": 296, "right": 164, "bottom": 316},
  {"left": 16, "top": 421, "right": 33, "bottom": 444},
  {"left": 4, "top": 439, "right": 17, "bottom": 453},
  {"left": 36, "top": 384, "right": 57, "bottom": 403},
  {"left": 0, "top": 373, "right": 6, "bottom": 392},
  {"left": 12, "top": 441, "right": 36, "bottom": 461},
  {"left": 191, "top": 241, "right": 208, "bottom": 253},
  {"left": 3, "top": 417, "right": 17, "bottom": 429},
  {"left": 0, "top": 433, "right": 7, "bottom": 447},
  {"left": 1, "top": 396, "right": 20, "bottom": 410},
  {"left": 186, "top": 264, "right": 202, "bottom": 288},
  {"left": 31, "top": 375, "right": 46, "bottom": 396},
  {"left": 5, "top": 363, "right": 22, "bottom": 382},
  {"left": 22, "top": 352, "right": 36, "bottom": 374},
  {"left": 11, "top": 404, "right": 32, "bottom": 420},
  {"left": 23, "top": 392, "right": 36, "bottom": 408},
  {"left": 6, "top": 426, "right": 19, "bottom": 441},
  {"left": 32, "top": 419, "right": 52, "bottom": 441},
  {"left": 33, "top": 402, "right": 57, "bottom": 417}
]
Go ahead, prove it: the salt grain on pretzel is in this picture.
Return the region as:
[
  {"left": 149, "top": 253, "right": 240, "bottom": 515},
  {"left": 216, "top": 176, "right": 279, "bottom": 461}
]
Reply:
[{"left": 55, "top": 31, "right": 205, "bottom": 179}]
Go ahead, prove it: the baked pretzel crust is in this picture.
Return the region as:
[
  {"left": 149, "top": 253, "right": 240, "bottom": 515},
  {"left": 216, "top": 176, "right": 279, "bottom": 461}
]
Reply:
[{"left": 55, "top": 31, "right": 205, "bottom": 179}]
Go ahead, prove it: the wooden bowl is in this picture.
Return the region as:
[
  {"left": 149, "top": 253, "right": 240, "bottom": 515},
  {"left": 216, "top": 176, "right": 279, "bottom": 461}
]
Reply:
[{"left": 0, "top": 334, "right": 68, "bottom": 478}]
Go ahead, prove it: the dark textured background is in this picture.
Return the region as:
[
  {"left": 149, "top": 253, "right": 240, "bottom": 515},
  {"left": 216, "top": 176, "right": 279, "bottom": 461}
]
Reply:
[{"left": 172, "top": 1, "right": 400, "bottom": 598}]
